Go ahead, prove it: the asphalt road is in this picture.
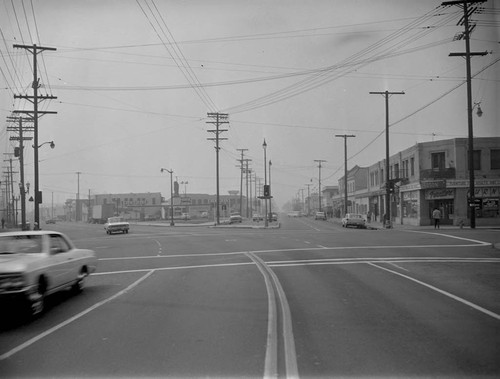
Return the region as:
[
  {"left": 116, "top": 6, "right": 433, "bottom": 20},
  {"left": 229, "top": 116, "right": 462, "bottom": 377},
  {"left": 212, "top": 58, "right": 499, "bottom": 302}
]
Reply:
[{"left": 1, "top": 217, "right": 499, "bottom": 378}]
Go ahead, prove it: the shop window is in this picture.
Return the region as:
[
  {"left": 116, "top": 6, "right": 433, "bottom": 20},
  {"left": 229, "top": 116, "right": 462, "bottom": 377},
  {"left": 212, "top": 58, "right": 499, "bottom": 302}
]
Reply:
[{"left": 491, "top": 149, "right": 500, "bottom": 170}]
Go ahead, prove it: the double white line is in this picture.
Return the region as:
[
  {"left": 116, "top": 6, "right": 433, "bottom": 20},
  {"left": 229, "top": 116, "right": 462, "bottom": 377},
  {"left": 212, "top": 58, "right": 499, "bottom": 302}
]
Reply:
[{"left": 246, "top": 252, "right": 299, "bottom": 379}]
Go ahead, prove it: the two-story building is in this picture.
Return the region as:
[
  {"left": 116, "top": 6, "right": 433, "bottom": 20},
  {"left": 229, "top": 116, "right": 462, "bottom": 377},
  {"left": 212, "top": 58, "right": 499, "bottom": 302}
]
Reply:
[{"left": 333, "top": 137, "right": 500, "bottom": 227}]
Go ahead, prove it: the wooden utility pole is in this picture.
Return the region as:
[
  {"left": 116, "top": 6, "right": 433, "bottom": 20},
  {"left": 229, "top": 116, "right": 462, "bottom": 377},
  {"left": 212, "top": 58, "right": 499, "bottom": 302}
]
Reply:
[
  {"left": 236, "top": 148, "right": 248, "bottom": 216},
  {"left": 13, "top": 44, "right": 57, "bottom": 229},
  {"left": 207, "top": 113, "right": 229, "bottom": 225},
  {"left": 7, "top": 116, "right": 33, "bottom": 230},
  {"left": 336, "top": 134, "right": 356, "bottom": 216},
  {"left": 314, "top": 160, "right": 326, "bottom": 212},
  {"left": 443, "top": 0, "right": 487, "bottom": 229},
  {"left": 369, "top": 90, "right": 405, "bottom": 228}
]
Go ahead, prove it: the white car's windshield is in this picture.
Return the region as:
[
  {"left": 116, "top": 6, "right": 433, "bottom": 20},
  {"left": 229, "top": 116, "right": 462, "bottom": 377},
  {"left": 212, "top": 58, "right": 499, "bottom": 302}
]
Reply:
[{"left": 0, "top": 235, "right": 43, "bottom": 254}]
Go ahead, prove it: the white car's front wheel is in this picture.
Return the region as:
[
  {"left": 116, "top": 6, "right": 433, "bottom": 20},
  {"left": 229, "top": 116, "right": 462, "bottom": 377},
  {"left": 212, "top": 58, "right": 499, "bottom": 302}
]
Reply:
[{"left": 28, "top": 280, "right": 46, "bottom": 317}]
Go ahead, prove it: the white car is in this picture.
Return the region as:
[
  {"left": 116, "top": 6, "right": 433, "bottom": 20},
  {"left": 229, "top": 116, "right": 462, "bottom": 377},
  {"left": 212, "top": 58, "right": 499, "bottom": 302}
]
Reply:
[
  {"left": 104, "top": 216, "right": 130, "bottom": 234},
  {"left": 341, "top": 213, "right": 366, "bottom": 228},
  {"left": 0, "top": 231, "right": 97, "bottom": 317}
]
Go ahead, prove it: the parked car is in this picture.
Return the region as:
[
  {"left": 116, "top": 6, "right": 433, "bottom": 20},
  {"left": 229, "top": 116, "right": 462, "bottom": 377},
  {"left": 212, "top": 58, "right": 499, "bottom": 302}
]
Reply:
[
  {"left": 45, "top": 219, "right": 56, "bottom": 224},
  {"left": 181, "top": 213, "right": 191, "bottom": 220},
  {"left": 104, "top": 216, "right": 130, "bottom": 234},
  {"left": 229, "top": 214, "right": 243, "bottom": 224},
  {"left": 341, "top": 213, "right": 366, "bottom": 228},
  {"left": 315, "top": 211, "right": 327, "bottom": 220},
  {"left": 0, "top": 230, "right": 97, "bottom": 317},
  {"left": 271, "top": 212, "right": 278, "bottom": 222}
]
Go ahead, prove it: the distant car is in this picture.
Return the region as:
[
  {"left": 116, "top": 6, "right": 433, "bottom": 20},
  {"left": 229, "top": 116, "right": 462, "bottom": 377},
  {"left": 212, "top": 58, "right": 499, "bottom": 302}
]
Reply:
[
  {"left": 315, "top": 211, "right": 327, "bottom": 220},
  {"left": 287, "top": 211, "right": 302, "bottom": 217},
  {"left": 0, "top": 230, "right": 97, "bottom": 317},
  {"left": 104, "top": 217, "right": 130, "bottom": 234},
  {"left": 181, "top": 213, "right": 191, "bottom": 220},
  {"left": 45, "top": 219, "right": 56, "bottom": 224},
  {"left": 252, "top": 213, "right": 263, "bottom": 221},
  {"left": 271, "top": 212, "right": 278, "bottom": 222},
  {"left": 229, "top": 214, "right": 242, "bottom": 224},
  {"left": 342, "top": 213, "right": 366, "bottom": 228}
]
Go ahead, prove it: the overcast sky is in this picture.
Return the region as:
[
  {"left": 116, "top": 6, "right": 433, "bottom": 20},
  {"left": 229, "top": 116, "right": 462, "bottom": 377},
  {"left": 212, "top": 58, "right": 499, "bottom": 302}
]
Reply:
[{"left": 0, "top": 0, "right": 498, "bottom": 209}]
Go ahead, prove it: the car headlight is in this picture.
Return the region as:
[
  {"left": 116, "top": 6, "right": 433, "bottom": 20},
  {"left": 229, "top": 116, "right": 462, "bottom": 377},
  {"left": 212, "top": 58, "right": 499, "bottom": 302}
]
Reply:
[{"left": 0, "top": 275, "right": 26, "bottom": 292}]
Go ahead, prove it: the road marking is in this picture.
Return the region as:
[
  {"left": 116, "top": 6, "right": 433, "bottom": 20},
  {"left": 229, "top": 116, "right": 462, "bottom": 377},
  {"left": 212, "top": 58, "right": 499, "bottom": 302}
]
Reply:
[
  {"left": 246, "top": 253, "right": 299, "bottom": 379},
  {"left": 154, "top": 239, "right": 162, "bottom": 256},
  {"left": 387, "top": 262, "right": 409, "bottom": 271},
  {"left": 368, "top": 262, "right": 500, "bottom": 321},
  {"left": 406, "top": 230, "right": 492, "bottom": 246},
  {"left": 97, "top": 237, "right": 492, "bottom": 262},
  {"left": 0, "top": 270, "right": 155, "bottom": 361}
]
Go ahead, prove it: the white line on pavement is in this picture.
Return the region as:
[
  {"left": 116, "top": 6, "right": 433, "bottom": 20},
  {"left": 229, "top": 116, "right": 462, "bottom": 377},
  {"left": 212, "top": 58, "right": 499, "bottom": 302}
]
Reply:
[
  {"left": 368, "top": 262, "right": 500, "bottom": 321},
  {"left": 0, "top": 271, "right": 155, "bottom": 361}
]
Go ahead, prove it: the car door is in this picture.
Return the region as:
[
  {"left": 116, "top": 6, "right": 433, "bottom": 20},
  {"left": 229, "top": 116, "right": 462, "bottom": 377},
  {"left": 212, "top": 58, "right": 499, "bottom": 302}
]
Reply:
[{"left": 48, "top": 234, "right": 76, "bottom": 288}]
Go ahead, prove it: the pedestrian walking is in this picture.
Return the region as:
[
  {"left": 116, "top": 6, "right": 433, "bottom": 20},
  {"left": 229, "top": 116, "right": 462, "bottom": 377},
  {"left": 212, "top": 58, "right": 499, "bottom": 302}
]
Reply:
[{"left": 432, "top": 208, "right": 441, "bottom": 229}]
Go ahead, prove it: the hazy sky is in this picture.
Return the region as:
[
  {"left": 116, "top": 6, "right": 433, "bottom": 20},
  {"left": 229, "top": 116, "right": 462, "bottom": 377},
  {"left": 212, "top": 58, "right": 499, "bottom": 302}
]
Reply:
[{"left": 0, "top": 0, "right": 498, "bottom": 208}]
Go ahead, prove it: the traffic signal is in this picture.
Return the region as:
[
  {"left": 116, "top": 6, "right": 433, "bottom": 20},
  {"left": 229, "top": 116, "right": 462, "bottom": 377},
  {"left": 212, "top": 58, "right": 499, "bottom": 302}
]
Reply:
[
  {"left": 263, "top": 184, "right": 270, "bottom": 197},
  {"left": 388, "top": 181, "right": 395, "bottom": 194}
]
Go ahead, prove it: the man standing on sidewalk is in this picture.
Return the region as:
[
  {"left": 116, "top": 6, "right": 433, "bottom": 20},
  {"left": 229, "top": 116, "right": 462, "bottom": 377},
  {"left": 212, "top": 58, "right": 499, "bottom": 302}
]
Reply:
[{"left": 432, "top": 208, "right": 441, "bottom": 229}]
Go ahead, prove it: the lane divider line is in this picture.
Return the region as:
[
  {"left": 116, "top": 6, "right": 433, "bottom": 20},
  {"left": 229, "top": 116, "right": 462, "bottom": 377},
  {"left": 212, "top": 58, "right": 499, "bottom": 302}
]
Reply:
[
  {"left": 247, "top": 252, "right": 299, "bottom": 379},
  {"left": 368, "top": 262, "right": 500, "bottom": 321},
  {"left": 245, "top": 253, "right": 278, "bottom": 378},
  {"left": 0, "top": 271, "right": 155, "bottom": 361}
]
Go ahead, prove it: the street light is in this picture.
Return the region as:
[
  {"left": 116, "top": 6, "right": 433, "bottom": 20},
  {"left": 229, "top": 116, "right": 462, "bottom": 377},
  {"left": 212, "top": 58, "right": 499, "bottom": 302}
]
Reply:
[
  {"left": 161, "top": 168, "right": 175, "bottom": 226},
  {"left": 263, "top": 139, "right": 268, "bottom": 227},
  {"left": 32, "top": 140, "right": 55, "bottom": 229},
  {"left": 34, "top": 140, "right": 55, "bottom": 149}
]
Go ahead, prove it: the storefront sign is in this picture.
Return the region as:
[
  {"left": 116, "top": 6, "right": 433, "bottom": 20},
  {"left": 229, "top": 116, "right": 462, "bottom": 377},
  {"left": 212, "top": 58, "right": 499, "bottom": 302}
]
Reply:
[
  {"left": 420, "top": 180, "right": 446, "bottom": 189},
  {"left": 467, "top": 187, "right": 500, "bottom": 198},
  {"left": 425, "top": 188, "right": 454, "bottom": 200},
  {"left": 402, "top": 191, "right": 418, "bottom": 201},
  {"left": 448, "top": 179, "right": 500, "bottom": 188}
]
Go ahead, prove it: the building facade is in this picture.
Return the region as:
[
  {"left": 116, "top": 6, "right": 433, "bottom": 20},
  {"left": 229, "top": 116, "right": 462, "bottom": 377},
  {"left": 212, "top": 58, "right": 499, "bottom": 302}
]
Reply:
[{"left": 334, "top": 137, "right": 500, "bottom": 227}]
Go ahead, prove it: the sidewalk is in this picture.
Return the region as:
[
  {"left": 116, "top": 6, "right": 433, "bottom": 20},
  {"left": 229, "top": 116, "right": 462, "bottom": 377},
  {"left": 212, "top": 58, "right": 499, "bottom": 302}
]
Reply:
[{"left": 329, "top": 217, "right": 496, "bottom": 231}]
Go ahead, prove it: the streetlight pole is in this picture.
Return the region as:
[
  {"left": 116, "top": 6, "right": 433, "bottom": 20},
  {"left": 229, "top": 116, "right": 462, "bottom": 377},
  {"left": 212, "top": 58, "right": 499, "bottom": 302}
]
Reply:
[
  {"left": 161, "top": 168, "right": 175, "bottom": 226},
  {"left": 263, "top": 139, "right": 268, "bottom": 228}
]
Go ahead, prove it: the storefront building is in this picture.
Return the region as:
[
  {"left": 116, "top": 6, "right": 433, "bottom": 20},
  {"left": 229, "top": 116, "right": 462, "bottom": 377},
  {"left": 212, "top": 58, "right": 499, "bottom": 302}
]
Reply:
[{"left": 333, "top": 137, "right": 500, "bottom": 227}]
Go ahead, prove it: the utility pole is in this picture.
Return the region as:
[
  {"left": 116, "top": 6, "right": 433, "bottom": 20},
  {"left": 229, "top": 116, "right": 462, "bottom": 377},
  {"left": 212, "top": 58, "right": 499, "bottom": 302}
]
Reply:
[
  {"left": 314, "top": 160, "right": 326, "bottom": 212},
  {"left": 236, "top": 148, "right": 248, "bottom": 217},
  {"left": 7, "top": 116, "right": 33, "bottom": 230},
  {"left": 336, "top": 134, "right": 356, "bottom": 216},
  {"left": 207, "top": 112, "right": 229, "bottom": 225},
  {"left": 369, "top": 90, "right": 405, "bottom": 228},
  {"left": 443, "top": 0, "right": 487, "bottom": 229},
  {"left": 304, "top": 184, "right": 312, "bottom": 216},
  {"left": 13, "top": 43, "right": 57, "bottom": 229},
  {"left": 76, "top": 172, "right": 81, "bottom": 222},
  {"left": 244, "top": 159, "right": 252, "bottom": 218}
]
